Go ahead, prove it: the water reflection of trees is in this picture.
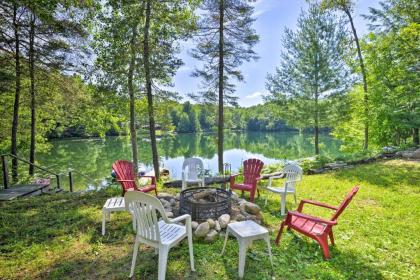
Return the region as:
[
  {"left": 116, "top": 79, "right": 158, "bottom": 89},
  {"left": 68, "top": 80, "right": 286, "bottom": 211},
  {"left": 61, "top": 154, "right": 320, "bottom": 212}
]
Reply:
[
  {"left": 157, "top": 131, "right": 341, "bottom": 160},
  {"left": 37, "top": 132, "right": 341, "bottom": 189}
]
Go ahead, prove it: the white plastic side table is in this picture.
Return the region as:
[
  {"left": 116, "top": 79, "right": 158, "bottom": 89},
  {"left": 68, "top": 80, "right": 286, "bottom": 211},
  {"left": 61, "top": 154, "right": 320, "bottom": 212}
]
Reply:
[
  {"left": 221, "top": 220, "right": 273, "bottom": 279},
  {"left": 102, "top": 197, "right": 126, "bottom": 235}
]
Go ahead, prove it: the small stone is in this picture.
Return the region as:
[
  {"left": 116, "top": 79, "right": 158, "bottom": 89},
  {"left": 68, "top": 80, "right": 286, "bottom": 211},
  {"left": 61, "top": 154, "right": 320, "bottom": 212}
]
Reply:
[
  {"left": 160, "top": 199, "right": 171, "bottom": 208},
  {"left": 215, "top": 221, "right": 221, "bottom": 232},
  {"left": 207, "top": 218, "right": 216, "bottom": 229},
  {"left": 158, "top": 193, "right": 174, "bottom": 200},
  {"left": 204, "top": 229, "right": 218, "bottom": 242},
  {"left": 164, "top": 206, "right": 172, "bottom": 213},
  {"left": 243, "top": 202, "right": 261, "bottom": 215},
  {"left": 170, "top": 199, "right": 176, "bottom": 206},
  {"left": 218, "top": 214, "right": 230, "bottom": 229},
  {"left": 194, "top": 222, "right": 210, "bottom": 238},
  {"left": 166, "top": 212, "right": 174, "bottom": 218},
  {"left": 236, "top": 214, "right": 246, "bottom": 221},
  {"left": 229, "top": 220, "right": 237, "bottom": 224},
  {"left": 191, "top": 221, "right": 199, "bottom": 230},
  {"left": 175, "top": 193, "right": 180, "bottom": 200}
]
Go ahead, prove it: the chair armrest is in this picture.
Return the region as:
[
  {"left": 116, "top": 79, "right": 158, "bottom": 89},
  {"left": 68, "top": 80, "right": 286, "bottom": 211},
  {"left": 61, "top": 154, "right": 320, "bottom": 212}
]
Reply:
[
  {"left": 230, "top": 173, "right": 241, "bottom": 186},
  {"left": 268, "top": 175, "right": 284, "bottom": 187},
  {"left": 168, "top": 214, "right": 191, "bottom": 224},
  {"left": 139, "top": 175, "right": 156, "bottom": 184},
  {"left": 288, "top": 211, "right": 337, "bottom": 225},
  {"left": 256, "top": 176, "right": 263, "bottom": 181},
  {"left": 298, "top": 199, "right": 338, "bottom": 212}
]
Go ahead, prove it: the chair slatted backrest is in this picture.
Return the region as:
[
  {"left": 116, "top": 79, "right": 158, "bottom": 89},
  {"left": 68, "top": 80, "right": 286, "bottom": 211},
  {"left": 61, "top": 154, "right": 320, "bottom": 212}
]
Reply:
[
  {"left": 243, "top": 159, "right": 264, "bottom": 185},
  {"left": 125, "top": 191, "right": 166, "bottom": 243},
  {"left": 182, "top": 158, "right": 204, "bottom": 181},
  {"left": 284, "top": 164, "right": 303, "bottom": 191},
  {"left": 331, "top": 186, "right": 360, "bottom": 221},
  {"left": 113, "top": 160, "right": 138, "bottom": 192}
]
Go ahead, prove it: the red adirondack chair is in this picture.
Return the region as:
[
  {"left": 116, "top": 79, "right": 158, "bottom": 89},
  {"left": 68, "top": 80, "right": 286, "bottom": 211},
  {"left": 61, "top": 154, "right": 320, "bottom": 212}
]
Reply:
[
  {"left": 112, "top": 160, "right": 157, "bottom": 196},
  {"left": 275, "top": 186, "right": 359, "bottom": 259},
  {"left": 230, "top": 158, "right": 264, "bottom": 203}
]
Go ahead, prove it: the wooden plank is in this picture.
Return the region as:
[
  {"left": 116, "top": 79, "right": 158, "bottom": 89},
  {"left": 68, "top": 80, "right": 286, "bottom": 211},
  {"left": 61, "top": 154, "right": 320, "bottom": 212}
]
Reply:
[{"left": 0, "top": 184, "right": 50, "bottom": 201}]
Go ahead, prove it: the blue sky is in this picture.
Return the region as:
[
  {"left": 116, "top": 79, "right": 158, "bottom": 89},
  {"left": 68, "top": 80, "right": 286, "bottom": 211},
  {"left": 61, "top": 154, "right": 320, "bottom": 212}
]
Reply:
[{"left": 172, "top": 0, "right": 381, "bottom": 107}]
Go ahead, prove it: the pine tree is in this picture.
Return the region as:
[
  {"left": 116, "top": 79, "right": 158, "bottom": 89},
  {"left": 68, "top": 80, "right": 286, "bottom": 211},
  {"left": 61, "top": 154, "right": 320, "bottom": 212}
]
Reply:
[
  {"left": 266, "top": 5, "right": 351, "bottom": 154},
  {"left": 191, "top": 0, "right": 259, "bottom": 173}
]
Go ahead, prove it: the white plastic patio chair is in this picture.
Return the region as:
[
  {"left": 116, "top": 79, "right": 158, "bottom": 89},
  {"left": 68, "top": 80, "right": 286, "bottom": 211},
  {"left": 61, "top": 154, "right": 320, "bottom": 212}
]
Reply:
[
  {"left": 125, "top": 191, "right": 195, "bottom": 279},
  {"left": 181, "top": 157, "right": 205, "bottom": 190},
  {"left": 265, "top": 164, "right": 303, "bottom": 215}
]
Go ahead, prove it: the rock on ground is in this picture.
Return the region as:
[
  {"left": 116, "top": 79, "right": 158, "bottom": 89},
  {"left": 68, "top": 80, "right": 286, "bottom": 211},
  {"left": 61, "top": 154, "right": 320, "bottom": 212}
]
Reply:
[
  {"left": 207, "top": 218, "right": 216, "bottom": 229},
  {"left": 191, "top": 221, "right": 199, "bottom": 230},
  {"left": 204, "top": 229, "right": 218, "bottom": 243},
  {"left": 194, "top": 222, "right": 210, "bottom": 237},
  {"left": 218, "top": 214, "right": 230, "bottom": 229},
  {"left": 241, "top": 202, "right": 261, "bottom": 215}
]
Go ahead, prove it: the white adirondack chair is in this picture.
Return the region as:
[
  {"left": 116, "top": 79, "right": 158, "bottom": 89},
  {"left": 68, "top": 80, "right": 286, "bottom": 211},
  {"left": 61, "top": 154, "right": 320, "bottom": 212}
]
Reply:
[
  {"left": 265, "top": 164, "right": 303, "bottom": 215},
  {"left": 181, "top": 157, "right": 205, "bottom": 190},
  {"left": 125, "top": 191, "right": 195, "bottom": 279}
]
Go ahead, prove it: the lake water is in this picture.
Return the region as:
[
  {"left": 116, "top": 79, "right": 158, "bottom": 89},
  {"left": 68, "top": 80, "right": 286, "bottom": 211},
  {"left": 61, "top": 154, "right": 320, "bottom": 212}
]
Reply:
[{"left": 36, "top": 131, "right": 342, "bottom": 191}]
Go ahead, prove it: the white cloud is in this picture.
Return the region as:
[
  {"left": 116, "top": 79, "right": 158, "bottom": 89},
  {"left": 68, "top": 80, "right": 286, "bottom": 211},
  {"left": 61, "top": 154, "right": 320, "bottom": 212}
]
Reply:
[
  {"left": 239, "top": 91, "right": 268, "bottom": 107},
  {"left": 245, "top": 91, "right": 262, "bottom": 99}
]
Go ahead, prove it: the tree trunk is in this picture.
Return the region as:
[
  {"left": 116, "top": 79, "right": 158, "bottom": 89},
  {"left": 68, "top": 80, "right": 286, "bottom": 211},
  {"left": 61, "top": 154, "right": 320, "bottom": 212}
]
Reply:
[
  {"left": 314, "top": 93, "right": 319, "bottom": 155},
  {"left": 128, "top": 24, "right": 139, "bottom": 173},
  {"left": 11, "top": 4, "right": 21, "bottom": 181},
  {"left": 29, "top": 12, "right": 36, "bottom": 176},
  {"left": 413, "top": 128, "right": 419, "bottom": 146},
  {"left": 346, "top": 9, "right": 369, "bottom": 150},
  {"left": 144, "top": 0, "right": 160, "bottom": 180},
  {"left": 217, "top": 0, "right": 225, "bottom": 174}
]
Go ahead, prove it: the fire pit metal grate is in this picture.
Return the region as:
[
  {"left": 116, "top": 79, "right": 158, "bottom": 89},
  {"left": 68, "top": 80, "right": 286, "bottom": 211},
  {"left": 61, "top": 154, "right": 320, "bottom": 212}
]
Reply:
[{"left": 179, "top": 187, "right": 231, "bottom": 222}]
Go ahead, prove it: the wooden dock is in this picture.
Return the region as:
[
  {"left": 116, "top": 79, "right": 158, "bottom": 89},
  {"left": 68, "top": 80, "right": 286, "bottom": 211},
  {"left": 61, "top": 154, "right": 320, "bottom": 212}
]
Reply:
[{"left": 0, "top": 183, "right": 51, "bottom": 201}]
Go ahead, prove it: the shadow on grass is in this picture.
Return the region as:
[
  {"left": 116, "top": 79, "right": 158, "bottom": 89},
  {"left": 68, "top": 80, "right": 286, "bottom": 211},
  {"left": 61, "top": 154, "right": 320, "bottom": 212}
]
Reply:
[
  {"left": 220, "top": 232, "right": 384, "bottom": 280},
  {"left": 0, "top": 189, "right": 133, "bottom": 253}
]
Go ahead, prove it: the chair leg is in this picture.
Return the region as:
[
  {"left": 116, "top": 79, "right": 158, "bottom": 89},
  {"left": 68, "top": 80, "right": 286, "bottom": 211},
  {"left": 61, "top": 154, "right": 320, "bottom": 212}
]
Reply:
[
  {"left": 264, "top": 192, "right": 268, "bottom": 207},
  {"left": 238, "top": 239, "right": 248, "bottom": 279},
  {"left": 188, "top": 226, "right": 195, "bottom": 271},
  {"left": 257, "top": 188, "right": 260, "bottom": 198},
  {"left": 329, "top": 231, "right": 335, "bottom": 246},
  {"left": 250, "top": 190, "right": 255, "bottom": 203},
  {"left": 158, "top": 247, "right": 169, "bottom": 280},
  {"left": 280, "top": 193, "right": 286, "bottom": 215},
  {"left": 129, "top": 238, "right": 140, "bottom": 277},
  {"left": 275, "top": 221, "right": 286, "bottom": 245},
  {"left": 264, "top": 234, "right": 273, "bottom": 267},
  {"left": 102, "top": 211, "right": 106, "bottom": 236},
  {"left": 294, "top": 193, "right": 297, "bottom": 204},
  {"left": 154, "top": 187, "right": 158, "bottom": 195},
  {"left": 221, "top": 228, "right": 230, "bottom": 255},
  {"left": 318, "top": 237, "right": 331, "bottom": 259}
]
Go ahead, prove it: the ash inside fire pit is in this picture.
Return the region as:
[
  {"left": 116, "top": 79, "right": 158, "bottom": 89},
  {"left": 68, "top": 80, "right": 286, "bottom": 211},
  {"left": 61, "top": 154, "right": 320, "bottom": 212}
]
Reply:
[{"left": 179, "top": 187, "right": 231, "bottom": 222}]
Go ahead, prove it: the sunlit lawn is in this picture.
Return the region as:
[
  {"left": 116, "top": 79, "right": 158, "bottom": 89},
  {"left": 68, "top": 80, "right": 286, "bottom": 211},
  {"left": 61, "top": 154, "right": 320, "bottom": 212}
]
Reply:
[{"left": 0, "top": 160, "right": 419, "bottom": 279}]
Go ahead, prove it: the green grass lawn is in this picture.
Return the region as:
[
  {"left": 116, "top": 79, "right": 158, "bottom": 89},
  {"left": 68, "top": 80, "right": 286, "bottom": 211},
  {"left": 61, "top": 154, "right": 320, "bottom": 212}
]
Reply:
[{"left": 0, "top": 160, "right": 419, "bottom": 279}]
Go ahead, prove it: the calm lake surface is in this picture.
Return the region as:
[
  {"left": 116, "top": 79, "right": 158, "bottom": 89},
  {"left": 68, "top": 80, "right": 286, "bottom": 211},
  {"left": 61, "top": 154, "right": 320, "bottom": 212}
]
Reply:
[{"left": 37, "top": 131, "right": 342, "bottom": 191}]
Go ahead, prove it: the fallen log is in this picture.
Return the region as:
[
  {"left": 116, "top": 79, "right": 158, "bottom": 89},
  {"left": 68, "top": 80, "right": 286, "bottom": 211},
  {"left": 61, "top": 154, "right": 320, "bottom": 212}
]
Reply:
[
  {"left": 164, "top": 172, "right": 284, "bottom": 188},
  {"left": 163, "top": 176, "right": 230, "bottom": 188}
]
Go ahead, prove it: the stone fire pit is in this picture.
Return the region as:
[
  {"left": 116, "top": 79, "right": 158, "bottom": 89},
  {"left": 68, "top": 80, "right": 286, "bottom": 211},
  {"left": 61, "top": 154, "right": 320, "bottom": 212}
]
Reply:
[
  {"left": 157, "top": 188, "right": 264, "bottom": 242},
  {"left": 179, "top": 187, "right": 231, "bottom": 222}
]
